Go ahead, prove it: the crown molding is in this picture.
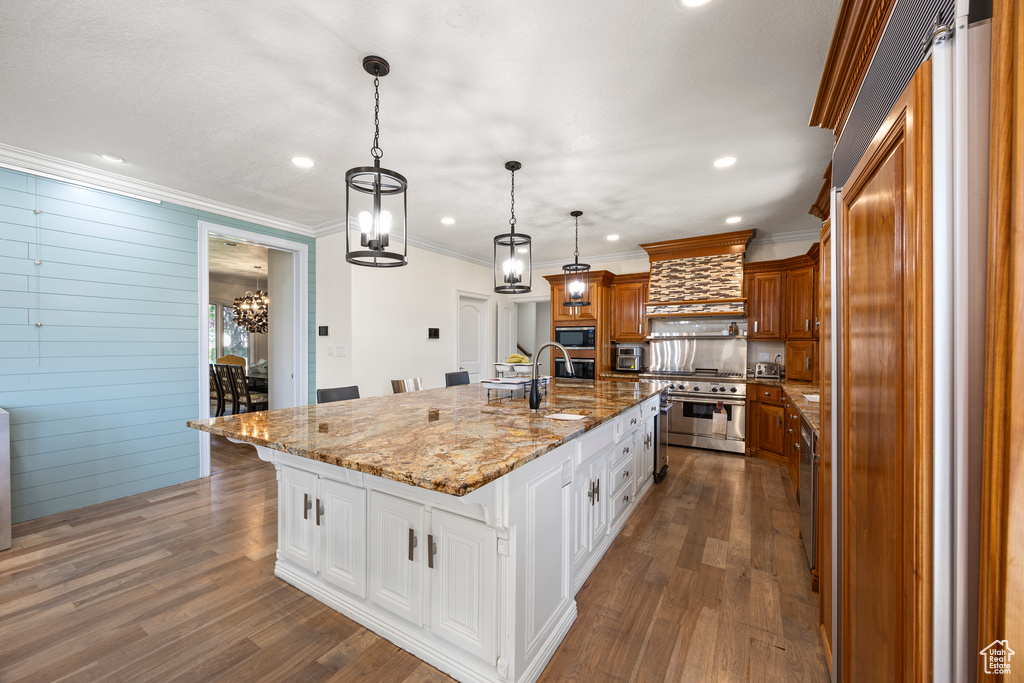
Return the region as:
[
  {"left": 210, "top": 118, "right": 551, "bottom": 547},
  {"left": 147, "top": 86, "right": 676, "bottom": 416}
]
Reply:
[
  {"left": 532, "top": 248, "right": 648, "bottom": 270},
  {"left": 0, "top": 143, "right": 316, "bottom": 238},
  {"left": 640, "top": 229, "right": 756, "bottom": 262},
  {"left": 750, "top": 228, "right": 822, "bottom": 245}
]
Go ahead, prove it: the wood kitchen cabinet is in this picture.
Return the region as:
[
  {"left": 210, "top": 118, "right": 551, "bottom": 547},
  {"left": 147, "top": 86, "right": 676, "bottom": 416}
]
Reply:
[
  {"left": 747, "top": 384, "right": 785, "bottom": 465},
  {"left": 610, "top": 273, "right": 649, "bottom": 342},
  {"left": 746, "top": 271, "right": 785, "bottom": 339},
  {"left": 786, "top": 265, "right": 815, "bottom": 339},
  {"left": 786, "top": 340, "right": 817, "bottom": 382},
  {"left": 545, "top": 271, "right": 615, "bottom": 375},
  {"left": 783, "top": 399, "right": 801, "bottom": 496}
]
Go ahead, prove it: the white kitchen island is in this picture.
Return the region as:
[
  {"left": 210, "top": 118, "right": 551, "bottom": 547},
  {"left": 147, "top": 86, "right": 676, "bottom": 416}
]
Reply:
[{"left": 188, "top": 381, "right": 664, "bottom": 683}]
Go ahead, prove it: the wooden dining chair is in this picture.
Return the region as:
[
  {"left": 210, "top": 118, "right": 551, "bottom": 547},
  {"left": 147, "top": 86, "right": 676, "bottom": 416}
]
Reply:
[
  {"left": 445, "top": 371, "right": 470, "bottom": 387},
  {"left": 391, "top": 377, "right": 423, "bottom": 394},
  {"left": 209, "top": 364, "right": 226, "bottom": 416},
  {"left": 226, "top": 364, "right": 268, "bottom": 413},
  {"left": 216, "top": 354, "right": 247, "bottom": 375},
  {"left": 316, "top": 386, "right": 360, "bottom": 403},
  {"left": 213, "top": 364, "right": 237, "bottom": 414}
]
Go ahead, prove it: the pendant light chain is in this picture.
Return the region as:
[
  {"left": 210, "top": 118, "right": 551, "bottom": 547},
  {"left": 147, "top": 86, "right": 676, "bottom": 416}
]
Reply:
[
  {"left": 574, "top": 213, "right": 580, "bottom": 264},
  {"left": 371, "top": 73, "right": 383, "bottom": 160},
  {"left": 508, "top": 167, "right": 516, "bottom": 233}
]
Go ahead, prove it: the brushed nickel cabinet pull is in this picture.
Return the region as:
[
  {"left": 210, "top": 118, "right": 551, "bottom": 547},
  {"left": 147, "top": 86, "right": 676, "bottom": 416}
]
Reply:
[
  {"left": 806, "top": 358, "right": 811, "bottom": 370},
  {"left": 764, "top": 391, "right": 770, "bottom": 397},
  {"left": 428, "top": 534, "right": 437, "bottom": 569},
  {"left": 595, "top": 478, "right": 600, "bottom": 502},
  {"left": 624, "top": 446, "right": 630, "bottom": 454},
  {"left": 408, "top": 528, "right": 418, "bottom": 561},
  {"left": 805, "top": 319, "right": 809, "bottom": 331},
  {"left": 304, "top": 493, "right": 312, "bottom": 520},
  {"left": 777, "top": 415, "right": 781, "bottom": 429},
  {"left": 588, "top": 481, "right": 595, "bottom": 505},
  {"left": 754, "top": 321, "right": 758, "bottom": 333},
  {"left": 623, "top": 494, "right": 630, "bottom": 503},
  {"left": 623, "top": 470, "right": 630, "bottom": 479},
  {"left": 316, "top": 498, "right": 324, "bottom": 526}
]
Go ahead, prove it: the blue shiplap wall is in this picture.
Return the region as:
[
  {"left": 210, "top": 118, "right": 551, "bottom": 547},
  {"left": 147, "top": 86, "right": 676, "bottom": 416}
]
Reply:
[{"left": 0, "top": 168, "right": 316, "bottom": 523}]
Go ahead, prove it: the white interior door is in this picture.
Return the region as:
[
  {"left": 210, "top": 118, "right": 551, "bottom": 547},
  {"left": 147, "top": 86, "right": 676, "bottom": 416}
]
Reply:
[
  {"left": 497, "top": 299, "right": 516, "bottom": 363},
  {"left": 457, "top": 293, "right": 488, "bottom": 382}
]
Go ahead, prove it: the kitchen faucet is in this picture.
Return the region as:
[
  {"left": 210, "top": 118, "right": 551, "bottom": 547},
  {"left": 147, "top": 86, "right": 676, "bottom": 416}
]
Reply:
[{"left": 531, "top": 342, "right": 573, "bottom": 410}]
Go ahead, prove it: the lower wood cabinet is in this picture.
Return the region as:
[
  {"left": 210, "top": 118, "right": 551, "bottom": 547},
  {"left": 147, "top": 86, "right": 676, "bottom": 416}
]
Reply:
[
  {"left": 746, "top": 384, "right": 785, "bottom": 465},
  {"left": 783, "top": 400, "right": 800, "bottom": 497},
  {"left": 758, "top": 402, "right": 785, "bottom": 460}
]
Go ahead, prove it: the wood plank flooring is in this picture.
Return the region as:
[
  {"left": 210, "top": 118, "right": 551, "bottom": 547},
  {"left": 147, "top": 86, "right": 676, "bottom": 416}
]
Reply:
[{"left": 0, "top": 437, "right": 827, "bottom": 682}]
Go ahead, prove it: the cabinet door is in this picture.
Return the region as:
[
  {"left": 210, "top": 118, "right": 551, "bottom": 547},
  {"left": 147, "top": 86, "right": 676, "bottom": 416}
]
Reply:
[
  {"left": 320, "top": 478, "right": 367, "bottom": 598},
  {"left": 784, "top": 404, "right": 800, "bottom": 496},
  {"left": 786, "top": 266, "right": 815, "bottom": 339},
  {"left": 758, "top": 403, "right": 785, "bottom": 456},
  {"left": 550, "top": 283, "right": 575, "bottom": 323},
  {"left": 590, "top": 460, "right": 609, "bottom": 539},
  {"left": 574, "top": 300, "right": 597, "bottom": 323},
  {"left": 429, "top": 510, "right": 497, "bottom": 662},
  {"left": 569, "top": 471, "right": 592, "bottom": 579},
  {"left": 612, "top": 282, "right": 645, "bottom": 342},
  {"left": 279, "top": 466, "right": 318, "bottom": 573},
  {"left": 369, "top": 491, "right": 425, "bottom": 626},
  {"left": 748, "top": 272, "right": 784, "bottom": 339},
  {"left": 634, "top": 417, "right": 655, "bottom": 494},
  {"left": 786, "top": 341, "right": 817, "bottom": 382}
]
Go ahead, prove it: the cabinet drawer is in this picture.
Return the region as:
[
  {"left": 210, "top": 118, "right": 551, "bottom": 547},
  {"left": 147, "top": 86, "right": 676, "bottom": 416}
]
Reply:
[
  {"left": 614, "top": 433, "right": 636, "bottom": 463},
  {"left": 642, "top": 396, "right": 661, "bottom": 420},
  {"left": 752, "top": 385, "right": 782, "bottom": 404},
  {"left": 609, "top": 486, "right": 635, "bottom": 528},
  {"left": 611, "top": 454, "right": 634, "bottom": 493},
  {"left": 616, "top": 407, "right": 643, "bottom": 440}
]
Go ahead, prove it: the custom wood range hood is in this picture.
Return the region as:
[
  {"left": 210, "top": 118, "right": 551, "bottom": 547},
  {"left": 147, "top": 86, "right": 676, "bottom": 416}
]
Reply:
[{"left": 639, "top": 229, "right": 755, "bottom": 318}]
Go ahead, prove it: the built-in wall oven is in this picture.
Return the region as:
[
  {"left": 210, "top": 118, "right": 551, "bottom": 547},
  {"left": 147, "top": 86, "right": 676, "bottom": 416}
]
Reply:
[
  {"left": 553, "top": 326, "right": 595, "bottom": 349},
  {"left": 554, "top": 357, "right": 594, "bottom": 380}
]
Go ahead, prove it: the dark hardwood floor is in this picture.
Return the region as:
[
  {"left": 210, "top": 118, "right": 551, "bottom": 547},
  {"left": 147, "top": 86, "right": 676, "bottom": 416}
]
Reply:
[{"left": 0, "top": 437, "right": 827, "bottom": 682}]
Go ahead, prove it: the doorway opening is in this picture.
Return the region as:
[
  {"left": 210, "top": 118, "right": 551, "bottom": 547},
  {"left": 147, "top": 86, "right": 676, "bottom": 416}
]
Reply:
[{"left": 198, "top": 221, "right": 308, "bottom": 476}]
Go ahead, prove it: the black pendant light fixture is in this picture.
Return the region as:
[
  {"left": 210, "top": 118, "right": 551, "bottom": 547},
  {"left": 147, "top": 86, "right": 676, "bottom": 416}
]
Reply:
[
  {"left": 345, "top": 56, "right": 408, "bottom": 267},
  {"left": 493, "top": 161, "right": 532, "bottom": 294},
  {"left": 562, "top": 210, "right": 591, "bottom": 307}
]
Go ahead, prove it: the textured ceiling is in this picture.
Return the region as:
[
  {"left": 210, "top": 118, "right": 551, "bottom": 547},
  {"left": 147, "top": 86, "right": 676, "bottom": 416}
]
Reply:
[
  {"left": 208, "top": 237, "right": 268, "bottom": 280},
  {"left": 0, "top": 0, "right": 840, "bottom": 264}
]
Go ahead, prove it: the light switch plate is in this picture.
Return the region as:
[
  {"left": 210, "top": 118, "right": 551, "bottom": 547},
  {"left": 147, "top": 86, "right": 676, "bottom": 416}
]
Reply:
[
  {"left": 338, "top": 345, "right": 347, "bottom": 357},
  {"left": 326, "top": 346, "right": 335, "bottom": 357},
  {"left": 759, "top": 352, "right": 769, "bottom": 361}
]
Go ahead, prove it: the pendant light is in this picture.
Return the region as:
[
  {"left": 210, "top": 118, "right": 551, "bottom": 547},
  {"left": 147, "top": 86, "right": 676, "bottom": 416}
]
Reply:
[
  {"left": 345, "top": 56, "right": 408, "bottom": 267},
  {"left": 562, "top": 210, "right": 591, "bottom": 307},
  {"left": 493, "top": 161, "right": 532, "bottom": 293},
  {"left": 232, "top": 265, "right": 269, "bottom": 334}
]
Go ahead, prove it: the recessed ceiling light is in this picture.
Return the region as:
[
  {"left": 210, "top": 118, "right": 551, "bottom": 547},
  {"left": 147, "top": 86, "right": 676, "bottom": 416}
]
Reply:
[
  {"left": 291, "top": 156, "right": 315, "bottom": 168},
  {"left": 680, "top": 0, "right": 714, "bottom": 6},
  {"left": 726, "top": 216, "right": 742, "bottom": 224},
  {"left": 99, "top": 153, "right": 125, "bottom": 163},
  {"left": 607, "top": 234, "right": 620, "bottom": 241},
  {"left": 440, "top": 217, "right": 455, "bottom": 225},
  {"left": 713, "top": 156, "right": 737, "bottom": 168}
]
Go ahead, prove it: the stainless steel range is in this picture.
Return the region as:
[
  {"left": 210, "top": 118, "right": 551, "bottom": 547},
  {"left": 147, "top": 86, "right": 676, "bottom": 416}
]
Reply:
[{"left": 640, "top": 322, "right": 748, "bottom": 455}]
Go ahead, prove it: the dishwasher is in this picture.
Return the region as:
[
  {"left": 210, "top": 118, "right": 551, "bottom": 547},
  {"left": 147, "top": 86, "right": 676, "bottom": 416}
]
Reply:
[{"left": 799, "top": 418, "right": 817, "bottom": 570}]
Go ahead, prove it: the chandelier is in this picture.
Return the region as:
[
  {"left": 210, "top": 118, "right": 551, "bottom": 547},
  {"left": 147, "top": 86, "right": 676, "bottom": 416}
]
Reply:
[{"left": 232, "top": 265, "right": 268, "bottom": 334}]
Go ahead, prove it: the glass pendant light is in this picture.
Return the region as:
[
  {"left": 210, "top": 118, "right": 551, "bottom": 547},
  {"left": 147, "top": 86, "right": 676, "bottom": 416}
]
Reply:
[
  {"left": 345, "top": 56, "right": 408, "bottom": 267},
  {"left": 493, "top": 161, "right": 532, "bottom": 294},
  {"left": 562, "top": 210, "right": 591, "bottom": 307}
]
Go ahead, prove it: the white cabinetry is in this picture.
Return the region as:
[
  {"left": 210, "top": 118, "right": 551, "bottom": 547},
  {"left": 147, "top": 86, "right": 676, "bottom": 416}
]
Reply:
[
  {"left": 571, "top": 446, "right": 609, "bottom": 593},
  {"left": 369, "top": 491, "right": 425, "bottom": 625},
  {"left": 279, "top": 465, "right": 368, "bottom": 597}
]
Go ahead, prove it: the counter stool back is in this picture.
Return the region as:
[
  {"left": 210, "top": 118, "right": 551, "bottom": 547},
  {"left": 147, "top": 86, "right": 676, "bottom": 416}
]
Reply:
[
  {"left": 317, "top": 385, "right": 360, "bottom": 403},
  {"left": 391, "top": 377, "right": 423, "bottom": 394},
  {"left": 445, "top": 371, "right": 470, "bottom": 387}
]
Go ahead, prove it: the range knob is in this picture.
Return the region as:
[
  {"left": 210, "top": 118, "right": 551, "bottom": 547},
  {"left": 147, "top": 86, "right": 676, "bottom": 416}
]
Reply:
[
  {"left": 711, "top": 387, "right": 718, "bottom": 392},
  {"left": 730, "top": 387, "right": 738, "bottom": 393},
  {"left": 693, "top": 386, "right": 701, "bottom": 392}
]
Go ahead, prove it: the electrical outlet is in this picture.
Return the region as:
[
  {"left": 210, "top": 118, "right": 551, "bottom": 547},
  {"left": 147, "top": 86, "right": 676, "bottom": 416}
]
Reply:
[
  {"left": 327, "top": 346, "right": 335, "bottom": 357},
  {"left": 759, "top": 352, "right": 769, "bottom": 361},
  {"left": 338, "top": 345, "right": 347, "bottom": 357}
]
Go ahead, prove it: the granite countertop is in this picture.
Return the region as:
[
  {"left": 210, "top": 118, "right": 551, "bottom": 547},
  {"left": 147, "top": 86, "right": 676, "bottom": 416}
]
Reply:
[
  {"left": 188, "top": 380, "right": 666, "bottom": 496},
  {"left": 599, "top": 372, "right": 644, "bottom": 381},
  {"left": 747, "top": 376, "right": 821, "bottom": 436}
]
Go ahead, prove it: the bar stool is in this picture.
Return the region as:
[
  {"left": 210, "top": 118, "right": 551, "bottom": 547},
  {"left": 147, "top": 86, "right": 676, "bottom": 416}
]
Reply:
[
  {"left": 391, "top": 377, "right": 423, "bottom": 394},
  {"left": 445, "top": 371, "right": 470, "bottom": 387}
]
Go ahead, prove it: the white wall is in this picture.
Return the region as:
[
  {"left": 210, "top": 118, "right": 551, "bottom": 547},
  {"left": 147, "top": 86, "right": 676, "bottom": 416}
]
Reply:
[
  {"left": 316, "top": 241, "right": 495, "bottom": 398},
  {"left": 517, "top": 303, "right": 537, "bottom": 355},
  {"left": 315, "top": 232, "right": 354, "bottom": 393},
  {"left": 267, "top": 249, "right": 295, "bottom": 409},
  {"left": 746, "top": 238, "right": 818, "bottom": 262}
]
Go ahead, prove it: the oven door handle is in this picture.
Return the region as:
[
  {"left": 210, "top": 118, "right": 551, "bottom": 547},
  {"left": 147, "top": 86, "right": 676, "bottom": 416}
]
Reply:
[{"left": 670, "top": 397, "right": 745, "bottom": 407}]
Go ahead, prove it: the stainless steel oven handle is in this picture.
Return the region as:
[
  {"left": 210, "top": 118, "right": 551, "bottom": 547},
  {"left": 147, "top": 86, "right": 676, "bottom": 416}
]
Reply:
[{"left": 669, "top": 397, "right": 745, "bottom": 407}]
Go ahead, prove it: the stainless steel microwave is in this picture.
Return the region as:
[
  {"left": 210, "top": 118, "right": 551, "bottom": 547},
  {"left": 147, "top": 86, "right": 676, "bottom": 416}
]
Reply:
[{"left": 553, "top": 327, "right": 595, "bottom": 349}]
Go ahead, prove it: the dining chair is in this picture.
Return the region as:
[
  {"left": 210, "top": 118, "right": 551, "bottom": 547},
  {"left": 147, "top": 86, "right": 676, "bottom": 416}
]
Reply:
[
  {"left": 217, "top": 354, "right": 247, "bottom": 375},
  {"left": 316, "top": 385, "right": 360, "bottom": 403},
  {"left": 226, "top": 364, "right": 268, "bottom": 413},
  {"left": 391, "top": 377, "right": 423, "bottom": 394},
  {"left": 209, "top": 364, "right": 226, "bottom": 416},
  {"left": 445, "top": 371, "right": 470, "bottom": 387},
  {"left": 214, "top": 364, "right": 238, "bottom": 414}
]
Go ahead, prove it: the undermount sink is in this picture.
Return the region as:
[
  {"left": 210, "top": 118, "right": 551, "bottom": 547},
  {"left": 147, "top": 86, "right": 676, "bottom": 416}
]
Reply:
[
  {"left": 541, "top": 409, "right": 591, "bottom": 420},
  {"left": 803, "top": 394, "right": 820, "bottom": 403}
]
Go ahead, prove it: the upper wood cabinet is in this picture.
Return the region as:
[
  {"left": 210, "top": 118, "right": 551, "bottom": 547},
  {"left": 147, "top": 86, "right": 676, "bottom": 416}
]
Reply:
[
  {"left": 786, "top": 341, "right": 818, "bottom": 383},
  {"left": 786, "top": 265, "right": 816, "bottom": 339},
  {"left": 747, "top": 271, "right": 785, "bottom": 339},
  {"left": 549, "top": 280, "right": 597, "bottom": 323},
  {"left": 610, "top": 273, "right": 649, "bottom": 342}
]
